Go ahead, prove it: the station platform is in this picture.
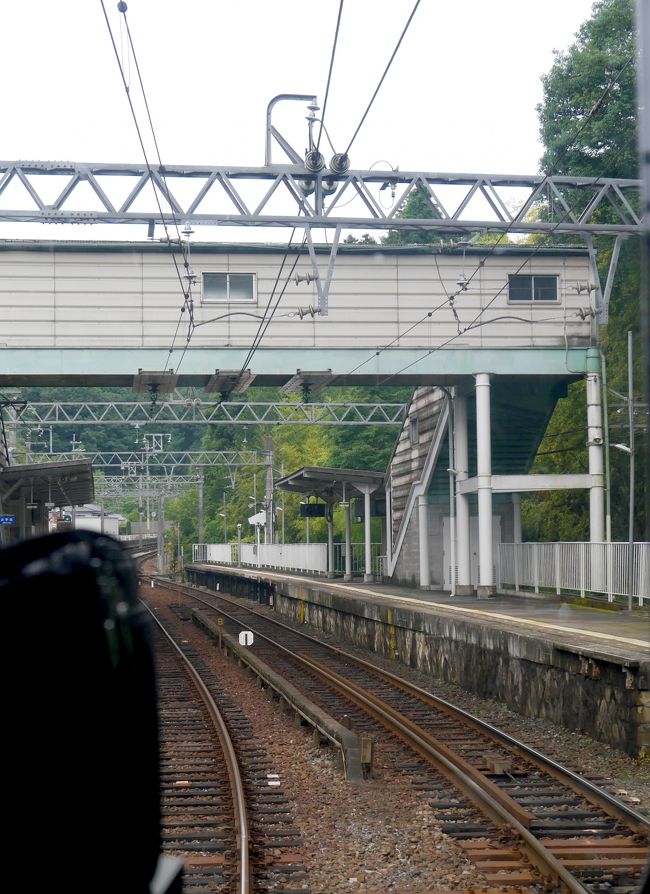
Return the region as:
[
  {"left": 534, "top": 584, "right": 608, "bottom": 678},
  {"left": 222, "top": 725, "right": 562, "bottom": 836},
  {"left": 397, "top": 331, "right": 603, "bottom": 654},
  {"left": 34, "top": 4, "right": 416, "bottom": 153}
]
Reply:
[{"left": 185, "top": 563, "right": 649, "bottom": 757}]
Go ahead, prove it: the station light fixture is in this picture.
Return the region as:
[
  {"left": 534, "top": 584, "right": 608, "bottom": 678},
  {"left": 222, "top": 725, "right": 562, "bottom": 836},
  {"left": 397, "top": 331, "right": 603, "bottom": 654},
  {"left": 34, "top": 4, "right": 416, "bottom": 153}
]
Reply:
[
  {"left": 280, "top": 369, "right": 335, "bottom": 399},
  {"left": 132, "top": 370, "right": 178, "bottom": 399},
  {"left": 205, "top": 369, "right": 256, "bottom": 397}
]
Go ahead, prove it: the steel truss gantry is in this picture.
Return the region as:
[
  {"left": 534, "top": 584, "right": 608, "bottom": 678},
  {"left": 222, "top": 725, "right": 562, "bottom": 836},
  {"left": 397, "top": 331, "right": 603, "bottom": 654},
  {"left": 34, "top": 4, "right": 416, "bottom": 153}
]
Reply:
[
  {"left": 19, "top": 449, "right": 270, "bottom": 469},
  {"left": 0, "top": 161, "right": 641, "bottom": 236},
  {"left": 96, "top": 474, "right": 201, "bottom": 497},
  {"left": 14, "top": 401, "right": 407, "bottom": 427}
]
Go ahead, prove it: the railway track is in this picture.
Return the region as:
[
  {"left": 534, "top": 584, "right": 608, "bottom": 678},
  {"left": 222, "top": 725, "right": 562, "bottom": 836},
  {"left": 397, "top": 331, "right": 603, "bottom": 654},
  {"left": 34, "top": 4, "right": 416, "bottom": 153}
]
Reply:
[
  {"left": 145, "top": 598, "right": 310, "bottom": 894},
  {"left": 149, "top": 577, "right": 650, "bottom": 894}
]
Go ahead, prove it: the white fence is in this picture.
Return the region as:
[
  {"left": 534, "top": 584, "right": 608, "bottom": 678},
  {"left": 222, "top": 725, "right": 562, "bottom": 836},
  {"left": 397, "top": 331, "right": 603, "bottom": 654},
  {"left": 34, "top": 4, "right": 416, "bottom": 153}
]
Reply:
[
  {"left": 498, "top": 542, "right": 650, "bottom": 606},
  {"left": 241, "top": 542, "right": 328, "bottom": 572},
  {"left": 192, "top": 541, "right": 383, "bottom": 577},
  {"left": 193, "top": 543, "right": 235, "bottom": 564}
]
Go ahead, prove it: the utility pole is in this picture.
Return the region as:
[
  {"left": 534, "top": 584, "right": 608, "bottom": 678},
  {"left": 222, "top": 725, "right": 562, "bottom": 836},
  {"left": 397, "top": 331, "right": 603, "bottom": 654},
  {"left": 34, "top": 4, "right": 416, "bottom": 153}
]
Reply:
[
  {"left": 222, "top": 492, "right": 227, "bottom": 544},
  {"left": 627, "top": 330, "right": 635, "bottom": 609},
  {"left": 197, "top": 467, "right": 204, "bottom": 543},
  {"left": 265, "top": 436, "right": 274, "bottom": 544},
  {"left": 638, "top": 0, "right": 650, "bottom": 542},
  {"left": 157, "top": 493, "right": 165, "bottom": 575}
]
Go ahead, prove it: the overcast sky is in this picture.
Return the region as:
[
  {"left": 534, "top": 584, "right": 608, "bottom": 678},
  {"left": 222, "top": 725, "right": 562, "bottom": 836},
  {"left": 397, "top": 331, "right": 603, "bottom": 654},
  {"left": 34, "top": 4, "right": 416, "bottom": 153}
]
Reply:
[{"left": 2, "top": 0, "right": 598, "bottom": 240}]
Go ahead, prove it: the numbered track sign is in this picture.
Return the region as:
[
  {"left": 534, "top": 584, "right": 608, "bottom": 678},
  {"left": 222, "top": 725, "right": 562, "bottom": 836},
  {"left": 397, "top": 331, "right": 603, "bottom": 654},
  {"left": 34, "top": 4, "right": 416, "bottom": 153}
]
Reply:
[{"left": 238, "top": 630, "right": 254, "bottom": 646}]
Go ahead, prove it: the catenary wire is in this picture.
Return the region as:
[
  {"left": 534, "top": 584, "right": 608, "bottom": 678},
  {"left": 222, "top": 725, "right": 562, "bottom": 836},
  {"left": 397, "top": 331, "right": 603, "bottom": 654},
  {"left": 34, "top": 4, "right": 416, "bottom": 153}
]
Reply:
[
  {"left": 238, "top": 228, "right": 298, "bottom": 376},
  {"left": 352, "top": 132, "right": 638, "bottom": 382},
  {"left": 119, "top": 4, "right": 197, "bottom": 360},
  {"left": 344, "top": 0, "right": 423, "bottom": 155},
  {"left": 239, "top": 233, "right": 309, "bottom": 378},
  {"left": 341, "top": 51, "right": 637, "bottom": 381},
  {"left": 100, "top": 1, "right": 195, "bottom": 371},
  {"left": 316, "top": 0, "right": 345, "bottom": 153}
]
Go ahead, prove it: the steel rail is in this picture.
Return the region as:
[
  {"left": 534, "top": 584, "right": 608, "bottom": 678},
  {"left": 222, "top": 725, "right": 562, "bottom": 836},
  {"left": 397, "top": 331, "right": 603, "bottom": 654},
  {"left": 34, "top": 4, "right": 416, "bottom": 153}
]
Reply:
[
  {"left": 185, "top": 576, "right": 650, "bottom": 833},
  {"left": 144, "top": 603, "right": 252, "bottom": 894},
  {"left": 167, "top": 582, "right": 592, "bottom": 892},
  {"left": 337, "top": 648, "right": 650, "bottom": 835},
  {"left": 295, "top": 653, "right": 590, "bottom": 894}
]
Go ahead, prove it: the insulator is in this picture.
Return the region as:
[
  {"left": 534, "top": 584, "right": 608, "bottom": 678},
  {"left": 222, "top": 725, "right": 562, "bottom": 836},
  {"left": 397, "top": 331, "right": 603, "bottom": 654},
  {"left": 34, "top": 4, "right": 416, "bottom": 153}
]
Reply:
[
  {"left": 330, "top": 153, "right": 350, "bottom": 174},
  {"left": 305, "top": 149, "right": 325, "bottom": 173}
]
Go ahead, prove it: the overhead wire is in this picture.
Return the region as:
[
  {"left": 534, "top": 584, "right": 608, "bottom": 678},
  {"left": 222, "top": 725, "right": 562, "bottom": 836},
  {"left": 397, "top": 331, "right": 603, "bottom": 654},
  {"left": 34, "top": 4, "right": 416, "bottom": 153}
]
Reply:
[
  {"left": 316, "top": 0, "right": 345, "bottom": 153},
  {"left": 100, "top": 0, "right": 196, "bottom": 374},
  {"left": 344, "top": 51, "right": 638, "bottom": 383},
  {"left": 238, "top": 228, "right": 297, "bottom": 376},
  {"left": 238, "top": 231, "right": 309, "bottom": 378},
  {"left": 344, "top": 0, "right": 423, "bottom": 155}
]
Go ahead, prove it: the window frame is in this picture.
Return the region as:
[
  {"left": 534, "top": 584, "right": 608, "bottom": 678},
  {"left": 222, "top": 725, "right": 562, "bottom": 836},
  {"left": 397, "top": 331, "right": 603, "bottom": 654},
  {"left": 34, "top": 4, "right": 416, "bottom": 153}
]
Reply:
[
  {"left": 201, "top": 271, "right": 257, "bottom": 304},
  {"left": 507, "top": 273, "right": 559, "bottom": 304}
]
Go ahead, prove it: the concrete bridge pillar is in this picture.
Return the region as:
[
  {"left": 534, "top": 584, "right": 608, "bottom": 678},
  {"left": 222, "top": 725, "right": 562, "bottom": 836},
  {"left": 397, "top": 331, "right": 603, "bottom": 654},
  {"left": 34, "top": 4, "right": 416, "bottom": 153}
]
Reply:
[
  {"left": 586, "top": 372, "right": 605, "bottom": 543},
  {"left": 454, "top": 393, "right": 472, "bottom": 594},
  {"left": 344, "top": 498, "right": 352, "bottom": 581},
  {"left": 475, "top": 374, "right": 495, "bottom": 597}
]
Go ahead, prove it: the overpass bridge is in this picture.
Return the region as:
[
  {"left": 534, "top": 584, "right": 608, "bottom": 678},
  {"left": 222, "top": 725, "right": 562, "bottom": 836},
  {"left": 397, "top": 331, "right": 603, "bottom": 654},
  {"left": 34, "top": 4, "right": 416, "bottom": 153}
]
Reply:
[{"left": 1, "top": 150, "right": 641, "bottom": 594}]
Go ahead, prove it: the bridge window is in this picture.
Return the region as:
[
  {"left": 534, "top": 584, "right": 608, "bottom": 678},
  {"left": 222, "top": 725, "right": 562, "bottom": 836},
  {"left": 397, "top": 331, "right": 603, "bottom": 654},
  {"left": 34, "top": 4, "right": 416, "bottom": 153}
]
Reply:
[
  {"left": 508, "top": 274, "right": 558, "bottom": 302},
  {"left": 202, "top": 272, "right": 256, "bottom": 303}
]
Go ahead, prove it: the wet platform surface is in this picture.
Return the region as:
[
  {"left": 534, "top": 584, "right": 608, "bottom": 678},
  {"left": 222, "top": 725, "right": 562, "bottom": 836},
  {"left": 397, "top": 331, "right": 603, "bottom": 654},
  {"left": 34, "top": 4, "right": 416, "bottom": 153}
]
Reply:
[{"left": 194, "top": 565, "right": 650, "bottom": 664}]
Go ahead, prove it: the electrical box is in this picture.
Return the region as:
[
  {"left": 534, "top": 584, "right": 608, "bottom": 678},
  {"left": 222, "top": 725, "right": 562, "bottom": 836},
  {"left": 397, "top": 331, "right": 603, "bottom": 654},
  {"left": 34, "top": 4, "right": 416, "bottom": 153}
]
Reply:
[
  {"left": 352, "top": 495, "right": 386, "bottom": 522},
  {"left": 300, "top": 503, "right": 326, "bottom": 518}
]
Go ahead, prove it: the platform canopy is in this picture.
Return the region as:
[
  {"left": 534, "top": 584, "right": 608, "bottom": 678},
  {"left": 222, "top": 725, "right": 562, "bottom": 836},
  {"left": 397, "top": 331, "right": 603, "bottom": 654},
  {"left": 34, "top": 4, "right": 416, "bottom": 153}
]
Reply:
[
  {"left": 0, "top": 459, "right": 95, "bottom": 508},
  {"left": 275, "top": 466, "right": 385, "bottom": 501}
]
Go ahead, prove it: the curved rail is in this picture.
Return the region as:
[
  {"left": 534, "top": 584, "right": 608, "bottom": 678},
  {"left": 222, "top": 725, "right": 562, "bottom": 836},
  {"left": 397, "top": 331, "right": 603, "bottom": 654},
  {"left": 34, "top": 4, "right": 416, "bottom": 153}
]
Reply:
[
  {"left": 150, "top": 579, "right": 650, "bottom": 892},
  {"left": 144, "top": 603, "right": 251, "bottom": 894},
  {"left": 181, "top": 580, "right": 650, "bottom": 832}
]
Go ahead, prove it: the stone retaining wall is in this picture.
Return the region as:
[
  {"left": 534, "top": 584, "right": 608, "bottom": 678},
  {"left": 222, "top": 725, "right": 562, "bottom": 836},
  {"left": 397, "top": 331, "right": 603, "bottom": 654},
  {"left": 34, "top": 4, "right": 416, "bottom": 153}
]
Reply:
[{"left": 186, "top": 565, "right": 649, "bottom": 757}]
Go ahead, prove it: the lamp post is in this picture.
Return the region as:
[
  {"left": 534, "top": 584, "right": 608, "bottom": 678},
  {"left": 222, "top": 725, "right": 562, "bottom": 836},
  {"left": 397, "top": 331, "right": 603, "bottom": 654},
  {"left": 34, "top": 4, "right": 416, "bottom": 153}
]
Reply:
[
  {"left": 612, "top": 330, "right": 636, "bottom": 610},
  {"left": 613, "top": 442, "right": 634, "bottom": 609},
  {"left": 219, "top": 492, "right": 228, "bottom": 544},
  {"left": 237, "top": 523, "right": 242, "bottom": 566}
]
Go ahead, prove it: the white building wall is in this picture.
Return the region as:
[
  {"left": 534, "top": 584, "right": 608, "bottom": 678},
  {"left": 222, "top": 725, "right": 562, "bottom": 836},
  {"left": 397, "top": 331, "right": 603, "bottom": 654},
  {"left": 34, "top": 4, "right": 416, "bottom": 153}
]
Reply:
[
  {"left": 0, "top": 246, "right": 594, "bottom": 350},
  {"left": 73, "top": 515, "right": 120, "bottom": 536}
]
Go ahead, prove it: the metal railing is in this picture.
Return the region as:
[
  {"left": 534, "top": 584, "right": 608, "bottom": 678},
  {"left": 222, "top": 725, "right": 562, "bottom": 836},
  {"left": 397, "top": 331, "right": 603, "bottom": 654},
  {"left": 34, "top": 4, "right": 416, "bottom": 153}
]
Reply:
[
  {"left": 333, "top": 542, "right": 383, "bottom": 575},
  {"left": 498, "top": 542, "right": 650, "bottom": 606},
  {"left": 192, "top": 541, "right": 383, "bottom": 577},
  {"left": 193, "top": 543, "right": 235, "bottom": 564}
]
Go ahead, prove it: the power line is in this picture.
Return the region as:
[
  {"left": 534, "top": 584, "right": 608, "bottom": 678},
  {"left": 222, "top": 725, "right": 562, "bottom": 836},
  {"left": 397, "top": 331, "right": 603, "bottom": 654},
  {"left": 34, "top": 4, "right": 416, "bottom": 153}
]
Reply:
[
  {"left": 238, "top": 233, "right": 309, "bottom": 378},
  {"left": 344, "top": 0, "right": 423, "bottom": 155},
  {"left": 100, "top": 0, "right": 195, "bottom": 370},
  {"left": 238, "top": 229, "right": 298, "bottom": 376},
  {"left": 316, "top": 0, "right": 345, "bottom": 154},
  {"left": 342, "top": 51, "right": 638, "bottom": 382}
]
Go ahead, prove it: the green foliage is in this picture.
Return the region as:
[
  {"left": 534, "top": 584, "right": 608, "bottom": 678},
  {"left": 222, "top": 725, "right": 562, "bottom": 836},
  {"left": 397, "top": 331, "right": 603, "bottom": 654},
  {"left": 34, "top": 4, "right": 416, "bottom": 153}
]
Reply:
[
  {"left": 538, "top": 0, "right": 637, "bottom": 179},
  {"left": 523, "top": 0, "right": 645, "bottom": 541}
]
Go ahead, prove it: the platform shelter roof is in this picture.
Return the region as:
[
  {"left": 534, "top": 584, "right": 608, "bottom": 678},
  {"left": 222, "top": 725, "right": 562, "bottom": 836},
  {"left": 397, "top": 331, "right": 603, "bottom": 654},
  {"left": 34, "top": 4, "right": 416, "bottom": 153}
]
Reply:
[
  {"left": 275, "top": 466, "right": 385, "bottom": 502},
  {"left": 0, "top": 460, "right": 95, "bottom": 508}
]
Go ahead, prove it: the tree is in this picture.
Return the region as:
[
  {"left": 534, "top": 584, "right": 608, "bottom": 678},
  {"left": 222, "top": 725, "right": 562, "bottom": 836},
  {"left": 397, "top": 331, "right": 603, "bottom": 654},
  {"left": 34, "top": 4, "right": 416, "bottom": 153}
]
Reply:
[
  {"left": 382, "top": 183, "right": 451, "bottom": 245},
  {"left": 523, "top": 0, "right": 645, "bottom": 541},
  {"left": 538, "top": 0, "right": 637, "bottom": 179}
]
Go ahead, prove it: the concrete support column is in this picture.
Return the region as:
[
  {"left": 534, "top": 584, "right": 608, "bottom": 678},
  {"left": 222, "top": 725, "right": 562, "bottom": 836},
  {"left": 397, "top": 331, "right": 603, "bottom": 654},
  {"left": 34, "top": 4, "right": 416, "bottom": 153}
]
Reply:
[
  {"left": 327, "top": 503, "right": 334, "bottom": 578},
  {"left": 344, "top": 499, "right": 352, "bottom": 581},
  {"left": 418, "top": 493, "right": 431, "bottom": 588},
  {"left": 512, "top": 493, "right": 522, "bottom": 543},
  {"left": 586, "top": 372, "right": 606, "bottom": 542},
  {"left": 197, "top": 469, "right": 204, "bottom": 544},
  {"left": 385, "top": 487, "right": 392, "bottom": 567},
  {"left": 475, "top": 374, "right": 495, "bottom": 596},
  {"left": 363, "top": 489, "right": 373, "bottom": 582},
  {"left": 454, "top": 393, "right": 472, "bottom": 593},
  {"left": 157, "top": 493, "right": 165, "bottom": 575}
]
